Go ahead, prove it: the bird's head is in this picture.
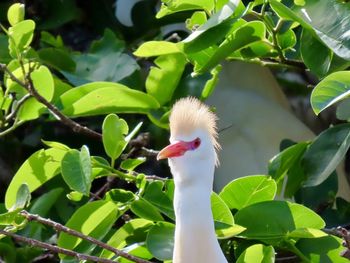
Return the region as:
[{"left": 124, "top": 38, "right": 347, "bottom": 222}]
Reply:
[{"left": 157, "top": 97, "right": 220, "bottom": 184}]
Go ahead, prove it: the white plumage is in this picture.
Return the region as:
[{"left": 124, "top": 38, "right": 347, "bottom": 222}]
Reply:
[{"left": 158, "top": 97, "right": 227, "bottom": 263}]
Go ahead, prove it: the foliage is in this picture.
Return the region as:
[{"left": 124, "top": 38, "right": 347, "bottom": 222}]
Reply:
[{"left": 0, "top": 0, "right": 350, "bottom": 262}]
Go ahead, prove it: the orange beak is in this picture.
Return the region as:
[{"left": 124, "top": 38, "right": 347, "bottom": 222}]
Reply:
[{"left": 157, "top": 141, "right": 191, "bottom": 160}]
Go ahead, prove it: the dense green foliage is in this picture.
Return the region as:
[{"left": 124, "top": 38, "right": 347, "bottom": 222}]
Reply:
[{"left": 0, "top": 0, "right": 350, "bottom": 262}]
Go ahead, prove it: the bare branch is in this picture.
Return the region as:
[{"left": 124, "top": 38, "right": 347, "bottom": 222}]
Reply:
[
  {"left": 20, "top": 210, "right": 153, "bottom": 263},
  {"left": 0, "top": 229, "right": 117, "bottom": 263}
]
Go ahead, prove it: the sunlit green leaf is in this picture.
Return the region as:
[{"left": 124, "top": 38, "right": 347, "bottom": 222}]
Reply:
[
  {"left": 121, "top": 158, "right": 146, "bottom": 171},
  {"left": 296, "top": 236, "right": 348, "bottom": 263},
  {"left": 219, "top": 175, "right": 276, "bottom": 210},
  {"left": 288, "top": 228, "right": 327, "bottom": 239},
  {"left": 236, "top": 244, "right": 275, "bottom": 263},
  {"left": 102, "top": 114, "right": 128, "bottom": 162},
  {"left": 193, "top": 21, "right": 266, "bottom": 74},
  {"left": 5, "top": 147, "right": 67, "bottom": 209},
  {"left": 7, "top": 3, "right": 25, "bottom": 26},
  {"left": 201, "top": 64, "right": 222, "bottom": 100},
  {"left": 134, "top": 41, "right": 183, "bottom": 57},
  {"left": 131, "top": 198, "right": 164, "bottom": 221},
  {"left": 146, "top": 53, "right": 187, "bottom": 106},
  {"left": 8, "top": 19, "right": 35, "bottom": 57},
  {"left": 156, "top": 0, "right": 215, "bottom": 18},
  {"left": 211, "top": 192, "right": 234, "bottom": 225},
  {"left": 58, "top": 200, "right": 117, "bottom": 259},
  {"left": 101, "top": 219, "right": 154, "bottom": 259},
  {"left": 234, "top": 201, "right": 325, "bottom": 243},
  {"left": 59, "top": 82, "right": 159, "bottom": 117},
  {"left": 61, "top": 146, "right": 92, "bottom": 195},
  {"left": 310, "top": 71, "right": 350, "bottom": 115},
  {"left": 18, "top": 65, "right": 55, "bottom": 121}
]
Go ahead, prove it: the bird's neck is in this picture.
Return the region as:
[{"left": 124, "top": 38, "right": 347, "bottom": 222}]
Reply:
[{"left": 172, "top": 175, "right": 227, "bottom": 263}]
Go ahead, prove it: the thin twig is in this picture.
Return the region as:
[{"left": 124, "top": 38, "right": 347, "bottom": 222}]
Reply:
[
  {"left": 0, "top": 229, "right": 117, "bottom": 263},
  {"left": 20, "top": 211, "right": 153, "bottom": 263},
  {"left": 0, "top": 63, "right": 102, "bottom": 140},
  {"left": 5, "top": 93, "right": 31, "bottom": 121}
]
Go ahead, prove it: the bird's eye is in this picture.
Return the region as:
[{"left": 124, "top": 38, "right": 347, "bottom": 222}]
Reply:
[{"left": 192, "top": 137, "right": 201, "bottom": 149}]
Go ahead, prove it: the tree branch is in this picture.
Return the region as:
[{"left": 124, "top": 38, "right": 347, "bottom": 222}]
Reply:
[
  {"left": 0, "top": 63, "right": 102, "bottom": 140},
  {"left": 20, "top": 210, "right": 153, "bottom": 263},
  {"left": 0, "top": 229, "right": 117, "bottom": 263}
]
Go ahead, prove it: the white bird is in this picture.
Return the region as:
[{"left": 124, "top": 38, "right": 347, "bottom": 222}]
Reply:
[{"left": 157, "top": 97, "right": 227, "bottom": 263}]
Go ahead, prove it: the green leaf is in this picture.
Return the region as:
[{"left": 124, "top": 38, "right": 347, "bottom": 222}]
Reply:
[
  {"left": 301, "top": 28, "right": 332, "bottom": 77},
  {"left": 294, "top": 0, "right": 350, "bottom": 61},
  {"left": 38, "top": 48, "right": 76, "bottom": 72},
  {"left": 183, "top": 0, "right": 241, "bottom": 45},
  {"left": 61, "top": 146, "right": 92, "bottom": 195},
  {"left": 61, "top": 29, "right": 139, "bottom": 86},
  {"left": 194, "top": 21, "right": 266, "bottom": 74},
  {"left": 105, "top": 189, "right": 135, "bottom": 204},
  {"left": 186, "top": 11, "right": 207, "bottom": 30},
  {"left": 268, "top": 142, "right": 309, "bottom": 182},
  {"left": 41, "top": 140, "right": 70, "bottom": 151},
  {"left": 302, "top": 124, "right": 350, "bottom": 187},
  {"left": 236, "top": 244, "right": 275, "bottom": 263},
  {"left": 296, "top": 236, "right": 349, "bottom": 263},
  {"left": 146, "top": 222, "right": 175, "bottom": 261},
  {"left": 0, "top": 34, "right": 11, "bottom": 64},
  {"left": 0, "top": 209, "right": 22, "bottom": 226},
  {"left": 288, "top": 228, "right": 327, "bottom": 239},
  {"left": 7, "top": 3, "right": 25, "bottom": 26},
  {"left": 234, "top": 201, "right": 325, "bottom": 243},
  {"left": 102, "top": 114, "right": 128, "bottom": 162},
  {"left": 143, "top": 182, "right": 175, "bottom": 220},
  {"left": 310, "top": 71, "right": 350, "bottom": 115},
  {"left": 101, "top": 218, "right": 154, "bottom": 259},
  {"left": 133, "top": 41, "right": 183, "bottom": 57},
  {"left": 119, "top": 244, "right": 153, "bottom": 262},
  {"left": 211, "top": 192, "right": 234, "bottom": 225},
  {"left": 121, "top": 158, "right": 146, "bottom": 171},
  {"left": 277, "top": 28, "right": 296, "bottom": 50},
  {"left": 5, "top": 147, "right": 67, "bottom": 209},
  {"left": 18, "top": 65, "right": 55, "bottom": 121},
  {"left": 30, "top": 188, "right": 64, "bottom": 216},
  {"left": 200, "top": 64, "right": 222, "bottom": 100},
  {"left": 219, "top": 175, "right": 276, "bottom": 210},
  {"left": 131, "top": 198, "right": 164, "bottom": 221},
  {"left": 146, "top": 53, "right": 187, "bottom": 106},
  {"left": 156, "top": 0, "right": 215, "bottom": 18},
  {"left": 25, "top": 188, "right": 64, "bottom": 237},
  {"left": 59, "top": 82, "right": 160, "bottom": 117},
  {"left": 271, "top": 0, "right": 350, "bottom": 60},
  {"left": 12, "top": 183, "right": 31, "bottom": 210},
  {"left": 67, "top": 191, "right": 84, "bottom": 202},
  {"left": 58, "top": 200, "right": 117, "bottom": 259},
  {"left": 215, "top": 224, "right": 246, "bottom": 239},
  {"left": 8, "top": 19, "right": 35, "bottom": 57}
]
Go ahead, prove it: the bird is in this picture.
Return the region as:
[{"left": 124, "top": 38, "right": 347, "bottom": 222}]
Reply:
[{"left": 157, "top": 97, "right": 228, "bottom": 263}]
